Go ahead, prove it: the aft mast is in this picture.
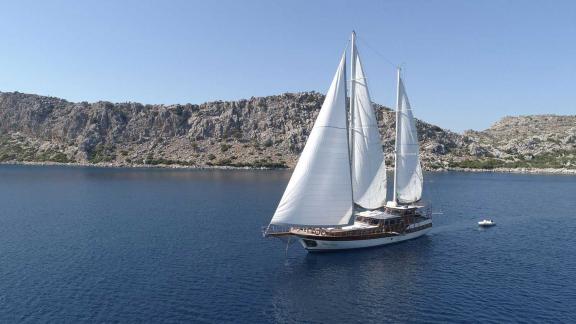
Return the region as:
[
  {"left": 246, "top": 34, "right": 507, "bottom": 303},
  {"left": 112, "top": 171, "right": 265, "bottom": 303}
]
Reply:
[{"left": 391, "top": 67, "right": 401, "bottom": 206}]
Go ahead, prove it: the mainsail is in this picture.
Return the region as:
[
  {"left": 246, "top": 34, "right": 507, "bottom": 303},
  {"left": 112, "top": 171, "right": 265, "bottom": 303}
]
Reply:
[
  {"left": 350, "top": 43, "right": 387, "bottom": 209},
  {"left": 394, "top": 73, "right": 423, "bottom": 204},
  {"left": 270, "top": 54, "right": 353, "bottom": 226}
]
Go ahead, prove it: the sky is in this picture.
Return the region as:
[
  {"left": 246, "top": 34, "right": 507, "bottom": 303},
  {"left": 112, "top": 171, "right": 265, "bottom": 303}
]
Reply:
[{"left": 0, "top": 0, "right": 575, "bottom": 132}]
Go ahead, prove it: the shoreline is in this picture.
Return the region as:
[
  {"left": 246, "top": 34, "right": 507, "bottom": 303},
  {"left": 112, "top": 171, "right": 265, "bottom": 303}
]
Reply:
[
  {"left": 431, "top": 167, "right": 576, "bottom": 175},
  {"left": 2, "top": 160, "right": 576, "bottom": 175},
  {"left": 0, "top": 161, "right": 276, "bottom": 171}
]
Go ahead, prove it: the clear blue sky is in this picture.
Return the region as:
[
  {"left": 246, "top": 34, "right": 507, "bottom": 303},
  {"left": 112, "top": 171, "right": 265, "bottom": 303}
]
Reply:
[{"left": 1, "top": 0, "right": 575, "bottom": 132}]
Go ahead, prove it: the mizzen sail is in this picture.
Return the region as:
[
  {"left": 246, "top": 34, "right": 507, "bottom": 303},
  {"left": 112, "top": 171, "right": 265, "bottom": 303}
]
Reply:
[
  {"left": 350, "top": 45, "right": 387, "bottom": 209},
  {"left": 394, "top": 74, "right": 423, "bottom": 204},
  {"left": 270, "top": 54, "right": 353, "bottom": 226}
]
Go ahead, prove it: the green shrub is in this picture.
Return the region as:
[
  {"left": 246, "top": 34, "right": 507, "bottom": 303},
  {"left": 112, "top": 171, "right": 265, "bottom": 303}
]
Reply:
[
  {"left": 88, "top": 144, "right": 115, "bottom": 163},
  {"left": 263, "top": 138, "right": 273, "bottom": 147},
  {"left": 220, "top": 143, "right": 231, "bottom": 152}
]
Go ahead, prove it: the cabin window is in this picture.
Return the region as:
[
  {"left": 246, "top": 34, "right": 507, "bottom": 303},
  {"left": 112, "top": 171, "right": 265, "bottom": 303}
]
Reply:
[{"left": 303, "top": 239, "right": 317, "bottom": 247}]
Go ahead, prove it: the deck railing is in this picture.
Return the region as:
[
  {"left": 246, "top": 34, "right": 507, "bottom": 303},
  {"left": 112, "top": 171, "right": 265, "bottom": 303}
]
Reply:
[{"left": 264, "top": 207, "right": 433, "bottom": 239}]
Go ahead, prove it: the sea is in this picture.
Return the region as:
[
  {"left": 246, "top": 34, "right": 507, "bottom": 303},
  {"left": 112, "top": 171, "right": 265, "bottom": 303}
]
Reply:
[{"left": 0, "top": 165, "right": 575, "bottom": 323}]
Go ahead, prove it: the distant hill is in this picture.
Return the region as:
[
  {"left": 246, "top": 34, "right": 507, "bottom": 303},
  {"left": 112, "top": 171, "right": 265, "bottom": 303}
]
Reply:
[
  {"left": 459, "top": 115, "right": 576, "bottom": 169},
  {"left": 0, "top": 91, "right": 574, "bottom": 170}
]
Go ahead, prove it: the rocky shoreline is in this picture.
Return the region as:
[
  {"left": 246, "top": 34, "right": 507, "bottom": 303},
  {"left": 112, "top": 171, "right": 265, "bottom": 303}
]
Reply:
[
  {"left": 434, "top": 167, "right": 576, "bottom": 175},
  {"left": 2, "top": 160, "right": 575, "bottom": 175},
  {"left": 0, "top": 160, "right": 267, "bottom": 170}
]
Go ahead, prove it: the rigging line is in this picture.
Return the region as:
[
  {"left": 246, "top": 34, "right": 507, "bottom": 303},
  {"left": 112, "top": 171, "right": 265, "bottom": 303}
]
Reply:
[
  {"left": 344, "top": 38, "right": 351, "bottom": 86},
  {"left": 356, "top": 35, "right": 399, "bottom": 69},
  {"left": 342, "top": 38, "right": 351, "bottom": 98}
]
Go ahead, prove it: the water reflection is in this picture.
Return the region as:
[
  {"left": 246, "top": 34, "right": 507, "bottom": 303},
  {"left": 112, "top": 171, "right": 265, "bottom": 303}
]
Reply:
[
  {"left": 0, "top": 164, "right": 293, "bottom": 183},
  {"left": 271, "top": 236, "right": 436, "bottom": 323}
]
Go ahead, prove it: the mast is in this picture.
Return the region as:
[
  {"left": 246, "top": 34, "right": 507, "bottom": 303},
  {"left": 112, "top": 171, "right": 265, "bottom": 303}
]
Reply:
[
  {"left": 349, "top": 31, "right": 357, "bottom": 204},
  {"left": 343, "top": 46, "right": 355, "bottom": 225},
  {"left": 392, "top": 67, "right": 401, "bottom": 205}
]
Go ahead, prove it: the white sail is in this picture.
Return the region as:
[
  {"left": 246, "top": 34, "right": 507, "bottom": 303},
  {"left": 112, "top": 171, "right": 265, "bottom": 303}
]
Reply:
[
  {"left": 270, "top": 54, "right": 353, "bottom": 226},
  {"left": 395, "top": 76, "right": 423, "bottom": 204},
  {"left": 350, "top": 47, "right": 387, "bottom": 209}
]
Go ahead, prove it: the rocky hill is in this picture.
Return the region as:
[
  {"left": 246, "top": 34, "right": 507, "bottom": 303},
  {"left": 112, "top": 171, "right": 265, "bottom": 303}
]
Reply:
[
  {"left": 460, "top": 115, "right": 576, "bottom": 169},
  {"left": 0, "top": 91, "right": 574, "bottom": 170}
]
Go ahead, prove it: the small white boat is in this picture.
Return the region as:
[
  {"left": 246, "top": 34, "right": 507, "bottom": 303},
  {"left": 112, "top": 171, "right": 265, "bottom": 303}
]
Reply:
[{"left": 478, "top": 219, "right": 496, "bottom": 227}]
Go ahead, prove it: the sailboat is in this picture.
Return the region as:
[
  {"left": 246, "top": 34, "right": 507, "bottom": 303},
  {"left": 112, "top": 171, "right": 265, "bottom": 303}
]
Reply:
[{"left": 265, "top": 32, "right": 432, "bottom": 252}]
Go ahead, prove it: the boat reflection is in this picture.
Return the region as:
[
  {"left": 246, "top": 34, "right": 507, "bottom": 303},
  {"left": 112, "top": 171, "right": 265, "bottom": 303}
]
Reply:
[{"left": 270, "top": 236, "right": 436, "bottom": 323}]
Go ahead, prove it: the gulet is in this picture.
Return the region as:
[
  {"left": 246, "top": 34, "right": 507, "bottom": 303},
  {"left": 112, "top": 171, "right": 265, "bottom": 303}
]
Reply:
[{"left": 265, "top": 32, "right": 432, "bottom": 252}]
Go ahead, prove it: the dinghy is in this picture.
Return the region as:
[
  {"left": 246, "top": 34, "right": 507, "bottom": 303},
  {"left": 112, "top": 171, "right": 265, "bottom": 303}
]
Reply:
[{"left": 478, "top": 219, "right": 496, "bottom": 227}]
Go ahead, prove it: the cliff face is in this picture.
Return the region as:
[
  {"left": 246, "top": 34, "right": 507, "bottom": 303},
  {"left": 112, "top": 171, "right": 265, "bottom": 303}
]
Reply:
[{"left": 1, "top": 91, "right": 574, "bottom": 170}]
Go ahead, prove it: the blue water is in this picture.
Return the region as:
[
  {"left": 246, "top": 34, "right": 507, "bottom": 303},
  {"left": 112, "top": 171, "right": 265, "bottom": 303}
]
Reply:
[{"left": 0, "top": 165, "right": 575, "bottom": 323}]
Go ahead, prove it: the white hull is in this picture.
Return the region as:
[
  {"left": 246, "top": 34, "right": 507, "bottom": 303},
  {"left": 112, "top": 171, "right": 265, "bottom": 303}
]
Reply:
[
  {"left": 298, "top": 219, "right": 432, "bottom": 252},
  {"left": 478, "top": 220, "right": 495, "bottom": 227}
]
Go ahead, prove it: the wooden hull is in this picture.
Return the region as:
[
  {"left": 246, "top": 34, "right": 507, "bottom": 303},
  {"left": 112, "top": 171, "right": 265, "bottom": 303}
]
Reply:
[{"left": 295, "top": 219, "right": 432, "bottom": 252}]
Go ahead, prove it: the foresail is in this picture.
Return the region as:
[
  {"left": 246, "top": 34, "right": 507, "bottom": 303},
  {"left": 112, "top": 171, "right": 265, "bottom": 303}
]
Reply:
[
  {"left": 270, "top": 54, "right": 353, "bottom": 226},
  {"left": 351, "top": 49, "right": 387, "bottom": 209},
  {"left": 395, "top": 77, "right": 423, "bottom": 203}
]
